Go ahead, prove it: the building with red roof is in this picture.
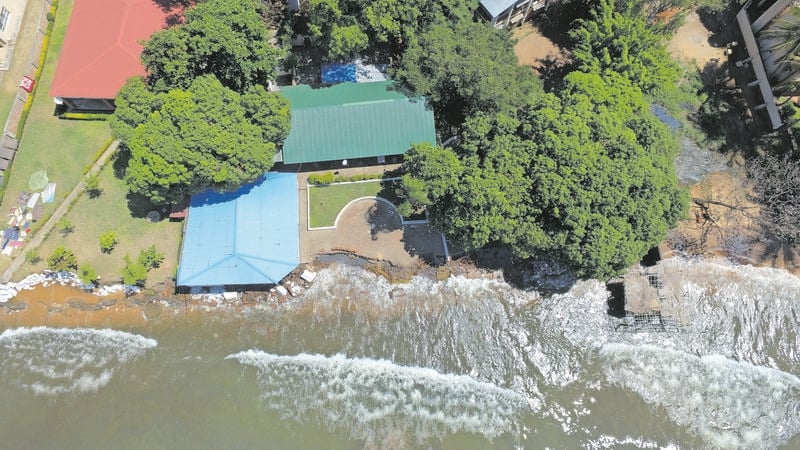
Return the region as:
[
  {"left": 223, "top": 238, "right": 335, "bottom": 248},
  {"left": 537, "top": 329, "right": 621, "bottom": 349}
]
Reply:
[{"left": 49, "top": 0, "right": 173, "bottom": 111}]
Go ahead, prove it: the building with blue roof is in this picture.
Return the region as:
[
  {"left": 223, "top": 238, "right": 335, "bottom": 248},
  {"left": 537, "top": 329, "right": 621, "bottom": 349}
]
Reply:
[
  {"left": 176, "top": 172, "right": 299, "bottom": 289},
  {"left": 477, "top": 0, "right": 553, "bottom": 27}
]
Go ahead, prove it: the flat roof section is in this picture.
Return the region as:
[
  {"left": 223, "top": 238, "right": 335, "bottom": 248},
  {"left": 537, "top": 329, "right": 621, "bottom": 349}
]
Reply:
[
  {"left": 280, "top": 81, "right": 436, "bottom": 165},
  {"left": 177, "top": 172, "right": 300, "bottom": 288},
  {"left": 49, "top": 0, "right": 174, "bottom": 99}
]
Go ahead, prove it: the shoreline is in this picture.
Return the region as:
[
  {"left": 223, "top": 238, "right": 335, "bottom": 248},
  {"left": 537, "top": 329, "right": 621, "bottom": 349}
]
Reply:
[{"left": 1, "top": 240, "right": 797, "bottom": 330}]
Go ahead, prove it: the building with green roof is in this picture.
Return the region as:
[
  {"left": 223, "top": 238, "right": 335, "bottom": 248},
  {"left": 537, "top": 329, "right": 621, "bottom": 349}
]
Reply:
[{"left": 278, "top": 81, "right": 436, "bottom": 165}]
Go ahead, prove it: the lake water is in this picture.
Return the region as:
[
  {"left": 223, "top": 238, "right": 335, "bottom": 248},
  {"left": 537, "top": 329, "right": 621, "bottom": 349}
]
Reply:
[{"left": 0, "top": 259, "right": 798, "bottom": 449}]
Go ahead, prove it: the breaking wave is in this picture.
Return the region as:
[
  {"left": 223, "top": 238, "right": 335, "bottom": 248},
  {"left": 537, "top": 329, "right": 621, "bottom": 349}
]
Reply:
[
  {"left": 227, "top": 350, "right": 528, "bottom": 444},
  {"left": 600, "top": 343, "right": 800, "bottom": 449},
  {"left": 0, "top": 327, "right": 157, "bottom": 395}
]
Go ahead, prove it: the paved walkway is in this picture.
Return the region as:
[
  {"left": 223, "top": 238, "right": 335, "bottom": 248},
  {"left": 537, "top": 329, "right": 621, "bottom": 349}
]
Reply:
[
  {"left": 0, "top": 141, "right": 119, "bottom": 283},
  {"left": 296, "top": 165, "right": 448, "bottom": 267}
]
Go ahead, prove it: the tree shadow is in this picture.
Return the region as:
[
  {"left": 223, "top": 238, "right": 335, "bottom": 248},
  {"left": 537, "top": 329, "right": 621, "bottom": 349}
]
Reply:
[
  {"left": 688, "top": 60, "right": 761, "bottom": 159},
  {"left": 529, "top": 4, "right": 590, "bottom": 50},
  {"left": 112, "top": 147, "right": 130, "bottom": 180},
  {"left": 150, "top": 0, "right": 193, "bottom": 13},
  {"left": 697, "top": 3, "right": 743, "bottom": 49},
  {"left": 536, "top": 54, "right": 574, "bottom": 92}
]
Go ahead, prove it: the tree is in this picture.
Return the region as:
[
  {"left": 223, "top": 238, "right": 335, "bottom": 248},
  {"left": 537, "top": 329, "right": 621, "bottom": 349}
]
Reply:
[
  {"left": 57, "top": 218, "right": 74, "bottom": 236},
  {"left": 394, "top": 20, "right": 541, "bottom": 129},
  {"left": 761, "top": 6, "right": 800, "bottom": 95},
  {"left": 400, "top": 72, "right": 687, "bottom": 279},
  {"left": 328, "top": 24, "right": 369, "bottom": 60},
  {"left": 141, "top": 0, "right": 284, "bottom": 92},
  {"left": 48, "top": 246, "right": 78, "bottom": 272},
  {"left": 121, "top": 255, "right": 148, "bottom": 287},
  {"left": 108, "top": 77, "right": 161, "bottom": 144},
  {"left": 748, "top": 153, "right": 800, "bottom": 244},
  {"left": 138, "top": 245, "right": 165, "bottom": 270},
  {"left": 241, "top": 84, "right": 291, "bottom": 143},
  {"left": 99, "top": 230, "right": 118, "bottom": 253},
  {"left": 570, "top": 0, "right": 680, "bottom": 95},
  {"left": 113, "top": 75, "right": 290, "bottom": 205},
  {"left": 78, "top": 265, "right": 98, "bottom": 285}
]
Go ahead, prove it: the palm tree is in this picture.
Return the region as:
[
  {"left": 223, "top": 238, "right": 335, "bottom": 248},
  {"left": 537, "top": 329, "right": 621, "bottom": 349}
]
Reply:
[{"left": 761, "top": 6, "right": 800, "bottom": 94}]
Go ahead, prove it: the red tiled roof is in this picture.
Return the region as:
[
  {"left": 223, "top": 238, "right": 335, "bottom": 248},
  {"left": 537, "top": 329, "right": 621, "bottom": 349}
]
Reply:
[{"left": 49, "top": 0, "right": 173, "bottom": 99}]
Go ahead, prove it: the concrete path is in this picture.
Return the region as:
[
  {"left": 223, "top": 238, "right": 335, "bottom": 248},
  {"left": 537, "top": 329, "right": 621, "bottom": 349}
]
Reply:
[
  {"left": 296, "top": 165, "right": 448, "bottom": 266},
  {"left": 1, "top": 140, "right": 118, "bottom": 283}
]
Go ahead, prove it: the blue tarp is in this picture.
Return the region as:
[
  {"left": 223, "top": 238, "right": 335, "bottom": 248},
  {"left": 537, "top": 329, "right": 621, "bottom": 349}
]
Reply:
[
  {"left": 176, "top": 172, "right": 299, "bottom": 287},
  {"left": 322, "top": 64, "right": 357, "bottom": 84}
]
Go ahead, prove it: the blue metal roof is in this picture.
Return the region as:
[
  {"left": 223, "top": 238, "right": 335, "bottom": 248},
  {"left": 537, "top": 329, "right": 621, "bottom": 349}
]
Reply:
[
  {"left": 176, "top": 172, "right": 299, "bottom": 287},
  {"left": 480, "top": 0, "right": 516, "bottom": 18}
]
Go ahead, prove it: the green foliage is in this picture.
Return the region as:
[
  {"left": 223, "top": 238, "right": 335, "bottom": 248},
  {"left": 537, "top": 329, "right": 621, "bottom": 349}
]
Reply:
[
  {"left": 99, "top": 230, "right": 117, "bottom": 253},
  {"left": 78, "top": 264, "right": 97, "bottom": 285},
  {"left": 308, "top": 172, "right": 336, "bottom": 185},
  {"left": 24, "top": 248, "right": 40, "bottom": 264},
  {"left": 58, "top": 112, "right": 109, "bottom": 121},
  {"left": 761, "top": 6, "right": 800, "bottom": 96},
  {"left": 113, "top": 75, "right": 290, "bottom": 205},
  {"left": 137, "top": 245, "right": 165, "bottom": 270},
  {"left": 48, "top": 246, "right": 78, "bottom": 272},
  {"left": 241, "top": 84, "right": 291, "bottom": 142},
  {"left": 57, "top": 217, "right": 74, "bottom": 236},
  {"left": 570, "top": 0, "right": 680, "bottom": 95},
  {"left": 141, "top": 0, "right": 284, "bottom": 93},
  {"left": 402, "top": 72, "right": 688, "bottom": 279},
  {"left": 85, "top": 173, "right": 102, "bottom": 198},
  {"left": 394, "top": 21, "right": 541, "bottom": 129},
  {"left": 303, "top": 0, "right": 475, "bottom": 58},
  {"left": 121, "top": 255, "right": 148, "bottom": 287},
  {"left": 329, "top": 24, "right": 369, "bottom": 59}
]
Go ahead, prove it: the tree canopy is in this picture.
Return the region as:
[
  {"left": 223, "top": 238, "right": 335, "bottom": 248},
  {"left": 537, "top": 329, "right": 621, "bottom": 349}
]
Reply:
[
  {"left": 570, "top": 0, "right": 680, "bottom": 95},
  {"left": 400, "top": 72, "right": 687, "bottom": 279},
  {"left": 141, "top": 0, "right": 283, "bottom": 93},
  {"left": 393, "top": 20, "right": 542, "bottom": 129},
  {"left": 301, "top": 0, "right": 476, "bottom": 58},
  {"left": 110, "top": 75, "right": 290, "bottom": 205}
]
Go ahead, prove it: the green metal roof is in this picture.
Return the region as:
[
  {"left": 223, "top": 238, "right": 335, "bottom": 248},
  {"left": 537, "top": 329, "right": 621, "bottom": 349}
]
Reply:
[{"left": 280, "top": 81, "right": 436, "bottom": 164}]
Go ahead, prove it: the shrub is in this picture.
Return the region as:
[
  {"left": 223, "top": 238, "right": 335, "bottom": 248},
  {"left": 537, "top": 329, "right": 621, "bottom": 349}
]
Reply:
[
  {"left": 138, "top": 245, "right": 164, "bottom": 270},
  {"left": 121, "top": 255, "right": 147, "bottom": 286},
  {"left": 308, "top": 172, "right": 335, "bottom": 185},
  {"left": 24, "top": 249, "right": 40, "bottom": 264},
  {"left": 48, "top": 246, "right": 77, "bottom": 272},
  {"left": 58, "top": 112, "right": 110, "bottom": 121},
  {"left": 86, "top": 173, "right": 102, "bottom": 198},
  {"left": 57, "top": 217, "right": 74, "bottom": 236},
  {"left": 78, "top": 264, "right": 97, "bottom": 285},
  {"left": 99, "top": 230, "right": 117, "bottom": 253}
]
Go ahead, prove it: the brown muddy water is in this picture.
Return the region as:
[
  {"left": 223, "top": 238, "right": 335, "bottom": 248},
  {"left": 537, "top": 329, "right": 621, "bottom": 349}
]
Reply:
[{"left": 0, "top": 260, "right": 799, "bottom": 449}]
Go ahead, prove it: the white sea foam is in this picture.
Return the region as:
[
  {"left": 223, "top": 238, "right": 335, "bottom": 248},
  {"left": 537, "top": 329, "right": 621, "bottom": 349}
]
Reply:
[
  {"left": 227, "top": 350, "right": 528, "bottom": 443},
  {"left": 599, "top": 343, "right": 800, "bottom": 449},
  {"left": 0, "top": 327, "right": 156, "bottom": 395}
]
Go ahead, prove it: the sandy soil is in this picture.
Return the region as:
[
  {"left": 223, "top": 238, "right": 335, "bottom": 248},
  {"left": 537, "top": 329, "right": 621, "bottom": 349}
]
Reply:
[
  {"left": 662, "top": 169, "right": 800, "bottom": 275},
  {"left": 513, "top": 23, "right": 565, "bottom": 69},
  {"left": 667, "top": 12, "right": 726, "bottom": 67}
]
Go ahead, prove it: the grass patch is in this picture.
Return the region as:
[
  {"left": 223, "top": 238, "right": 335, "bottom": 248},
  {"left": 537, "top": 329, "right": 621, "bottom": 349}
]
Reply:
[
  {"left": 18, "top": 161, "right": 182, "bottom": 285},
  {"left": 0, "top": 0, "right": 112, "bottom": 274},
  {"left": 309, "top": 180, "right": 400, "bottom": 228}
]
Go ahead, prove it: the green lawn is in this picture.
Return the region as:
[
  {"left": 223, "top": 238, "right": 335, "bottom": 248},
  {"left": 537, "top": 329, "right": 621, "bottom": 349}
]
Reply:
[
  {"left": 309, "top": 181, "right": 400, "bottom": 228},
  {"left": 18, "top": 160, "right": 183, "bottom": 285},
  {"left": 0, "top": 0, "right": 111, "bottom": 214},
  {"left": 0, "top": 0, "right": 113, "bottom": 275}
]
